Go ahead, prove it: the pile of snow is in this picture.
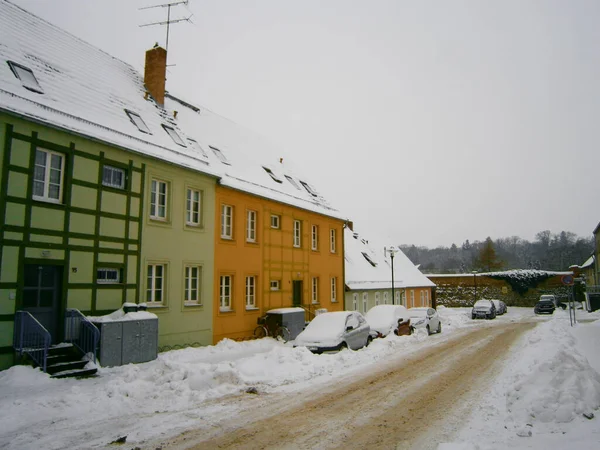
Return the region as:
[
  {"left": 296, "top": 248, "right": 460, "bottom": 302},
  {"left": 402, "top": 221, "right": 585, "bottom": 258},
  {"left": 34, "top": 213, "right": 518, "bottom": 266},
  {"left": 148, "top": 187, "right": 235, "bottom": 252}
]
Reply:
[
  {"left": 437, "top": 307, "right": 473, "bottom": 330},
  {"left": 87, "top": 303, "right": 158, "bottom": 323},
  {"left": 445, "top": 313, "right": 600, "bottom": 449},
  {"left": 506, "top": 320, "right": 600, "bottom": 425}
]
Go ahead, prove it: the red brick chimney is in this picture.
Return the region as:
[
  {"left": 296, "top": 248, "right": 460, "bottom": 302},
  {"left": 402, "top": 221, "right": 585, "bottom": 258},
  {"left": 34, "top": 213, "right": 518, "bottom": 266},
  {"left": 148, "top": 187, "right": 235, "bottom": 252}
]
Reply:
[{"left": 144, "top": 45, "right": 167, "bottom": 105}]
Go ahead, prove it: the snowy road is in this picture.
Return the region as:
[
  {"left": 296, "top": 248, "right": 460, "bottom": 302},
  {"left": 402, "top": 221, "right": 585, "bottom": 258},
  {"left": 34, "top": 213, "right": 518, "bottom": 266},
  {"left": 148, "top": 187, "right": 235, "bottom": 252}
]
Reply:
[{"left": 150, "top": 321, "right": 536, "bottom": 450}]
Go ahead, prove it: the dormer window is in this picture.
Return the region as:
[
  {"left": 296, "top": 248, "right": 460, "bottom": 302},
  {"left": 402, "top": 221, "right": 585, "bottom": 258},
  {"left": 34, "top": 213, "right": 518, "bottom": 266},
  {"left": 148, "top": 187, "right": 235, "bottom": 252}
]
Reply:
[
  {"left": 210, "top": 146, "right": 230, "bottom": 165},
  {"left": 162, "top": 124, "right": 186, "bottom": 147},
  {"left": 300, "top": 180, "right": 318, "bottom": 197},
  {"left": 187, "top": 139, "right": 208, "bottom": 157},
  {"left": 362, "top": 252, "right": 377, "bottom": 267},
  {"left": 285, "top": 175, "right": 301, "bottom": 190},
  {"left": 7, "top": 61, "right": 43, "bottom": 94},
  {"left": 263, "top": 167, "right": 282, "bottom": 183},
  {"left": 125, "top": 110, "right": 151, "bottom": 134}
]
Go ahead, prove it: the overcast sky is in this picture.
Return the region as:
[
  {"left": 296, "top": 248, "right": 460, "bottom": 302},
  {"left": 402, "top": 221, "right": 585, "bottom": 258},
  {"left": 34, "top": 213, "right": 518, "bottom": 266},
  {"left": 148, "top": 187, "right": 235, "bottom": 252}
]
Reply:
[{"left": 12, "top": 0, "right": 600, "bottom": 247}]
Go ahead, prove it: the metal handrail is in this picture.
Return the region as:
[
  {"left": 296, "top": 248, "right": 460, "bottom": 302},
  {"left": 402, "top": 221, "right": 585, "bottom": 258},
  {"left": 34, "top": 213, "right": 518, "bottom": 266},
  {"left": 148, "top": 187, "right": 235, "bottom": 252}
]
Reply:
[
  {"left": 14, "top": 311, "right": 51, "bottom": 372},
  {"left": 65, "top": 308, "right": 100, "bottom": 364}
]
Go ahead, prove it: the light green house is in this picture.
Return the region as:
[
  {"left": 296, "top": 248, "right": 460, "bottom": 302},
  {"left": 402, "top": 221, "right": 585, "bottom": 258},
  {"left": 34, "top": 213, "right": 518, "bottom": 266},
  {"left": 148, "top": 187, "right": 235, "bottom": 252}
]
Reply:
[{"left": 0, "top": 2, "right": 217, "bottom": 369}]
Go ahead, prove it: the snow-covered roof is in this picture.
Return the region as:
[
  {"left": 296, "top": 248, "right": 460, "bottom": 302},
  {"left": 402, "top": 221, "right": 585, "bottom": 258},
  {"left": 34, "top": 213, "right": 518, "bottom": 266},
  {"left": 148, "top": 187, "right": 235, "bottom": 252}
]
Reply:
[
  {"left": 580, "top": 255, "right": 595, "bottom": 269},
  {"left": 427, "top": 269, "right": 572, "bottom": 278},
  {"left": 344, "top": 228, "right": 435, "bottom": 290},
  {"left": 0, "top": 0, "right": 345, "bottom": 220}
]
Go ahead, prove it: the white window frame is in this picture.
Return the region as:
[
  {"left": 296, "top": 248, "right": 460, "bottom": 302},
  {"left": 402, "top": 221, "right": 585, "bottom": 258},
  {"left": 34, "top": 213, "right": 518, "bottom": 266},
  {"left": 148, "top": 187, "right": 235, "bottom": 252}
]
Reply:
[
  {"left": 383, "top": 292, "right": 388, "bottom": 304},
  {"left": 293, "top": 220, "right": 302, "bottom": 248},
  {"left": 410, "top": 290, "right": 415, "bottom": 307},
  {"left": 330, "top": 229, "right": 336, "bottom": 253},
  {"left": 395, "top": 291, "right": 401, "bottom": 305},
  {"left": 270, "top": 214, "right": 280, "bottom": 229},
  {"left": 311, "top": 277, "right": 319, "bottom": 304},
  {"left": 97, "top": 268, "right": 120, "bottom": 284},
  {"left": 102, "top": 165, "right": 126, "bottom": 189},
  {"left": 425, "top": 290, "right": 429, "bottom": 305},
  {"left": 186, "top": 188, "right": 202, "bottom": 226},
  {"left": 246, "top": 210, "right": 257, "bottom": 242},
  {"left": 362, "top": 292, "right": 368, "bottom": 313},
  {"left": 33, "top": 148, "right": 65, "bottom": 204},
  {"left": 353, "top": 293, "right": 358, "bottom": 311},
  {"left": 219, "top": 275, "right": 232, "bottom": 311},
  {"left": 221, "top": 204, "right": 233, "bottom": 239},
  {"left": 245, "top": 276, "right": 257, "bottom": 309},
  {"left": 270, "top": 280, "right": 281, "bottom": 291},
  {"left": 375, "top": 292, "right": 381, "bottom": 306},
  {"left": 420, "top": 291, "right": 425, "bottom": 305},
  {"left": 331, "top": 277, "right": 337, "bottom": 302},
  {"left": 147, "top": 264, "right": 166, "bottom": 305},
  {"left": 184, "top": 265, "right": 202, "bottom": 305},
  {"left": 150, "top": 179, "right": 168, "bottom": 221},
  {"left": 311, "top": 224, "right": 319, "bottom": 251}
]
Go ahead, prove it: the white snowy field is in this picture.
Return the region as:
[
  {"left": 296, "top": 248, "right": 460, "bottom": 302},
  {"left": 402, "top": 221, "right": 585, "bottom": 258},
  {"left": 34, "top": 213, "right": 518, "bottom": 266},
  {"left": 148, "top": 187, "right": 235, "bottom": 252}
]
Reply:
[{"left": 0, "top": 307, "right": 599, "bottom": 449}]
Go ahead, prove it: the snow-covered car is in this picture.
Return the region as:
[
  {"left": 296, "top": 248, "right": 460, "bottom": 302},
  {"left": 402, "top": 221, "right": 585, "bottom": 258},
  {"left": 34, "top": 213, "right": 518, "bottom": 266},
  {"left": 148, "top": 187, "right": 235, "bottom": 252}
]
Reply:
[
  {"left": 490, "top": 299, "right": 507, "bottom": 315},
  {"left": 534, "top": 298, "right": 555, "bottom": 315},
  {"left": 365, "top": 305, "right": 411, "bottom": 338},
  {"left": 471, "top": 299, "right": 496, "bottom": 319},
  {"left": 294, "top": 311, "right": 371, "bottom": 353},
  {"left": 407, "top": 307, "right": 441, "bottom": 335}
]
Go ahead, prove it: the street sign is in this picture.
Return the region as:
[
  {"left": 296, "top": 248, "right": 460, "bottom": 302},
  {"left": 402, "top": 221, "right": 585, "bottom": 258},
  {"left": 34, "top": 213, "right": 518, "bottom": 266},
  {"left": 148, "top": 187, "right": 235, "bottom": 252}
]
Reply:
[{"left": 561, "top": 274, "right": 574, "bottom": 286}]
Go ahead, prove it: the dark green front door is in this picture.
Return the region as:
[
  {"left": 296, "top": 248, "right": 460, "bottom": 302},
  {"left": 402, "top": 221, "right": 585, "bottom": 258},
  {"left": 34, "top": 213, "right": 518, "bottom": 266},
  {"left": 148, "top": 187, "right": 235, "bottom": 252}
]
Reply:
[
  {"left": 22, "top": 264, "right": 63, "bottom": 344},
  {"left": 292, "top": 280, "right": 303, "bottom": 307}
]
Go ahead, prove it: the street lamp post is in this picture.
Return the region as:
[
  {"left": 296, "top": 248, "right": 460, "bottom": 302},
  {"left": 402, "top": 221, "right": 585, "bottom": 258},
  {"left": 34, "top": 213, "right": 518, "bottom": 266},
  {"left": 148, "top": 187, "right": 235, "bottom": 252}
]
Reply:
[
  {"left": 386, "top": 247, "right": 398, "bottom": 305},
  {"left": 472, "top": 270, "right": 478, "bottom": 301}
]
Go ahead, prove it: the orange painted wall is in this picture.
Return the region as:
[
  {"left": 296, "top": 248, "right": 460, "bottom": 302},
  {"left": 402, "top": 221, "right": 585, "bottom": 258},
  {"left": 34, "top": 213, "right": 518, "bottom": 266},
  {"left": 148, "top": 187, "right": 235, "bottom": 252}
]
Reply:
[
  {"left": 405, "top": 287, "right": 433, "bottom": 308},
  {"left": 213, "top": 186, "right": 345, "bottom": 343}
]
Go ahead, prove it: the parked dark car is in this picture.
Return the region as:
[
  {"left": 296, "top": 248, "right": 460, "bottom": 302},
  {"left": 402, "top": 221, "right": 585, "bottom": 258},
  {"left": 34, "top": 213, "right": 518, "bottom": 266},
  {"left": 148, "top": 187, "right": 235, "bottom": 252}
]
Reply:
[
  {"left": 471, "top": 300, "right": 496, "bottom": 320},
  {"left": 534, "top": 299, "right": 555, "bottom": 315}
]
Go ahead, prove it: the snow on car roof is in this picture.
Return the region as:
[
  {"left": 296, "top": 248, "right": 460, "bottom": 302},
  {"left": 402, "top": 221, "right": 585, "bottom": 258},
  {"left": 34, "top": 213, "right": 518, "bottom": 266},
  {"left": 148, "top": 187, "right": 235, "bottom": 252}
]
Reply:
[{"left": 365, "top": 305, "right": 407, "bottom": 334}]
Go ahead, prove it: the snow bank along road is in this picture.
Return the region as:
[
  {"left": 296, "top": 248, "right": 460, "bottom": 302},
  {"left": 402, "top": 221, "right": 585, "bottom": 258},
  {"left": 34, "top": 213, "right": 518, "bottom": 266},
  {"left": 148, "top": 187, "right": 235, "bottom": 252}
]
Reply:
[{"left": 154, "top": 321, "right": 535, "bottom": 450}]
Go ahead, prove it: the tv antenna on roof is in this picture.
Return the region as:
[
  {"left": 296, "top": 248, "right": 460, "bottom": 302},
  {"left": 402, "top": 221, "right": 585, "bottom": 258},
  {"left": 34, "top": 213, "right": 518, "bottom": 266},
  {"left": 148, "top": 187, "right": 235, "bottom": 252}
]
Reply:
[{"left": 139, "top": 1, "right": 193, "bottom": 55}]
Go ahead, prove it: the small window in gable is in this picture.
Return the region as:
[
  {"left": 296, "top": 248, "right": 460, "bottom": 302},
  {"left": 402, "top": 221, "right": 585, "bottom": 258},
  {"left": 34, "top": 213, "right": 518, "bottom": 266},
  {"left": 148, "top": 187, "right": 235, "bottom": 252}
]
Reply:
[
  {"left": 263, "top": 167, "right": 283, "bottom": 183},
  {"left": 102, "top": 165, "right": 126, "bottom": 189},
  {"left": 125, "top": 110, "right": 151, "bottom": 134},
  {"left": 210, "top": 146, "right": 230, "bottom": 165},
  {"left": 285, "top": 175, "right": 301, "bottom": 190},
  {"left": 300, "top": 180, "right": 318, "bottom": 197},
  {"left": 187, "top": 139, "right": 208, "bottom": 157},
  {"left": 7, "top": 61, "right": 43, "bottom": 94},
  {"left": 162, "top": 124, "right": 186, "bottom": 147},
  {"left": 362, "top": 252, "right": 377, "bottom": 267}
]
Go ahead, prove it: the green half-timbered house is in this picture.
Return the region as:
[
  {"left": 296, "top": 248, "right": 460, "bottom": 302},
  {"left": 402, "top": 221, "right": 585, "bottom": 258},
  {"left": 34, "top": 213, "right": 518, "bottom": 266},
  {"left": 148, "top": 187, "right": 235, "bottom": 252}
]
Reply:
[{"left": 0, "top": 1, "right": 218, "bottom": 369}]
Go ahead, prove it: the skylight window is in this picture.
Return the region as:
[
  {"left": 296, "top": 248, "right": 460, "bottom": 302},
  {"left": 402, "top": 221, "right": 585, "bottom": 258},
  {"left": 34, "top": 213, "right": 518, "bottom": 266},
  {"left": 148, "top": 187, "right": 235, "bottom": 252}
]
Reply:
[
  {"left": 209, "top": 146, "right": 230, "bottom": 165},
  {"left": 125, "top": 110, "right": 151, "bottom": 134},
  {"left": 285, "top": 175, "right": 301, "bottom": 190},
  {"left": 187, "top": 139, "right": 208, "bottom": 157},
  {"left": 263, "top": 167, "right": 283, "bottom": 183},
  {"left": 162, "top": 124, "right": 186, "bottom": 147},
  {"left": 362, "top": 252, "right": 377, "bottom": 267},
  {"left": 7, "top": 61, "right": 43, "bottom": 94},
  {"left": 300, "top": 180, "right": 318, "bottom": 197}
]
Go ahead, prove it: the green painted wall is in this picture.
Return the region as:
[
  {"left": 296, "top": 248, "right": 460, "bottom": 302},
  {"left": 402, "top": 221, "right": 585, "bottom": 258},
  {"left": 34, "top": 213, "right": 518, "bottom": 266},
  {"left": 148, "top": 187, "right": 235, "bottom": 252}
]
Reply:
[
  {"left": 141, "top": 162, "right": 216, "bottom": 349},
  {"left": 0, "top": 112, "right": 217, "bottom": 369}
]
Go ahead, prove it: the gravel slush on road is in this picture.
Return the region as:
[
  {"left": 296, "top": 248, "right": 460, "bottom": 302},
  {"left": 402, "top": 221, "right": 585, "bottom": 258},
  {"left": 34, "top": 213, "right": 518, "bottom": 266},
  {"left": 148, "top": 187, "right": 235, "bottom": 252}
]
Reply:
[{"left": 158, "top": 321, "right": 534, "bottom": 450}]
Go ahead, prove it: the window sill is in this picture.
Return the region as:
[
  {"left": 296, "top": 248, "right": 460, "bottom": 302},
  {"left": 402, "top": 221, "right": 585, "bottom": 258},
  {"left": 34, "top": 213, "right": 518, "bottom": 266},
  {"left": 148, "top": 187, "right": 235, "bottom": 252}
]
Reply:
[
  {"left": 184, "top": 302, "right": 203, "bottom": 308},
  {"left": 245, "top": 307, "right": 260, "bottom": 311},
  {"left": 219, "top": 308, "right": 234, "bottom": 313},
  {"left": 146, "top": 303, "right": 167, "bottom": 311},
  {"left": 32, "top": 196, "right": 63, "bottom": 205}
]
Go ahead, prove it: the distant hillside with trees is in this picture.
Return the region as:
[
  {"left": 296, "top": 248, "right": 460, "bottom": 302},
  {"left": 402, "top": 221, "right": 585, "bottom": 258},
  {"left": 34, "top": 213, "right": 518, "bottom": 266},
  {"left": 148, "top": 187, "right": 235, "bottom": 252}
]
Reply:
[{"left": 400, "top": 230, "right": 594, "bottom": 274}]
